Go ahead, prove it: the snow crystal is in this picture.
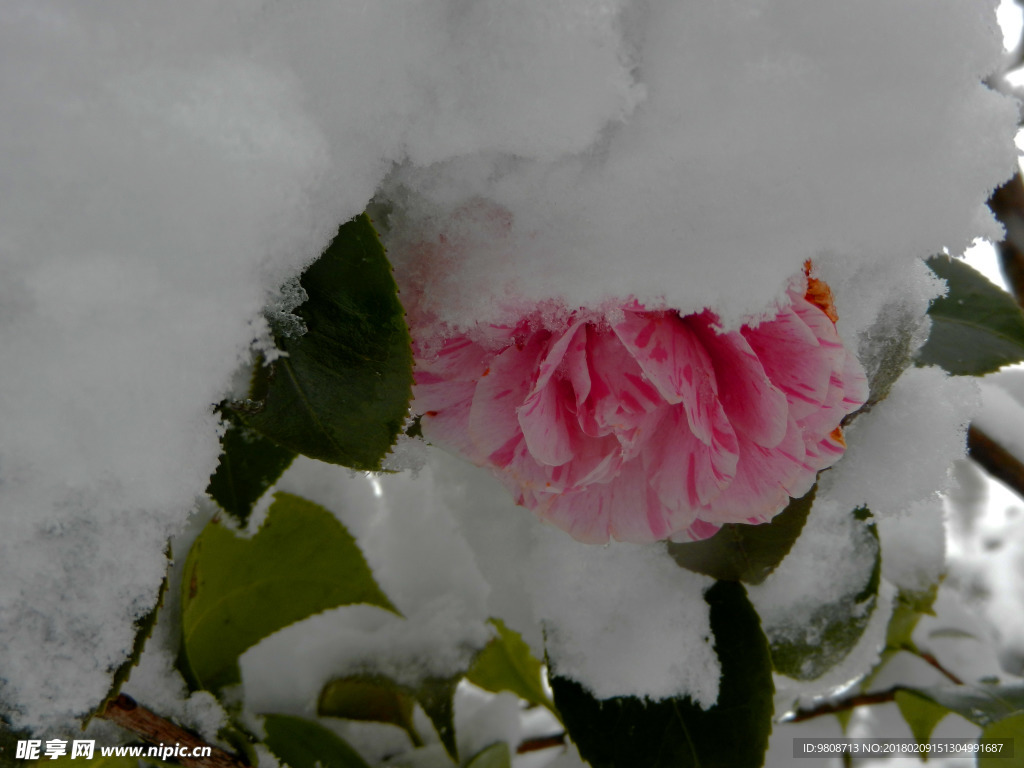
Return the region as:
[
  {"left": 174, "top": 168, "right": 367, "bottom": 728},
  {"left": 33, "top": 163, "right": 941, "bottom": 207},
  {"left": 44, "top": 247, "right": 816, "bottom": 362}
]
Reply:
[
  {"left": 876, "top": 499, "right": 947, "bottom": 598},
  {"left": 823, "top": 366, "right": 980, "bottom": 517},
  {"left": 453, "top": 688, "right": 522, "bottom": 764},
  {"left": 382, "top": 0, "right": 1018, "bottom": 332},
  {"left": 275, "top": 458, "right": 491, "bottom": 622},
  {"left": 748, "top": 499, "right": 878, "bottom": 644},
  {"left": 395, "top": 452, "right": 722, "bottom": 707},
  {"left": 527, "top": 526, "right": 719, "bottom": 707},
  {"left": 0, "top": 2, "right": 336, "bottom": 729},
  {"left": 771, "top": 579, "right": 896, "bottom": 705}
]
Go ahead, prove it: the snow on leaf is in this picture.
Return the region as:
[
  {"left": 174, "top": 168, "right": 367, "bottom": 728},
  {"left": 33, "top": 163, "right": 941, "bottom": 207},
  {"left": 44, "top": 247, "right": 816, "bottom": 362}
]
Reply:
[
  {"left": 550, "top": 581, "right": 773, "bottom": 768},
  {"left": 180, "top": 492, "right": 396, "bottom": 692},
  {"left": 316, "top": 674, "right": 421, "bottom": 747},
  {"left": 263, "top": 713, "right": 371, "bottom": 768},
  {"left": 766, "top": 507, "right": 881, "bottom": 681}
]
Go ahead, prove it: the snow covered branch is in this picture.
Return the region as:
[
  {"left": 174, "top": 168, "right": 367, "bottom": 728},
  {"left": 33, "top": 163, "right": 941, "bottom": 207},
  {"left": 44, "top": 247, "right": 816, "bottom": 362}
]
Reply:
[{"left": 100, "top": 695, "right": 248, "bottom": 768}]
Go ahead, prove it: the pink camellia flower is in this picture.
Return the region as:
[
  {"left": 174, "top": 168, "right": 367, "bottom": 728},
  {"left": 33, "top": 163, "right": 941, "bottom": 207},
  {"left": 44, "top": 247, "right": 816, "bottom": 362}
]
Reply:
[{"left": 411, "top": 271, "right": 869, "bottom": 544}]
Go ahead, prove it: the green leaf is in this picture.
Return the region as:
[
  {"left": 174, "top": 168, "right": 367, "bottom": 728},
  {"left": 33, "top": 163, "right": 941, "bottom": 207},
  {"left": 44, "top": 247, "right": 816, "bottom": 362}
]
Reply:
[
  {"left": 467, "top": 619, "right": 559, "bottom": 721},
  {"left": 768, "top": 507, "right": 881, "bottom": 681},
  {"left": 894, "top": 690, "right": 950, "bottom": 751},
  {"left": 917, "top": 256, "right": 1024, "bottom": 375},
  {"left": 207, "top": 413, "right": 296, "bottom": 526},
  {"left": 551, "top": 580, "right": 773, "bottom": 768},
  {"left": 239, "top": 213, "right": 413, "bottom": 470},
  {"left": 263, "top": 714, "right": 371, "bottom": 768},
  {"left": 466, "top": 742, "right": 512, "bottom": 768},
  {"left": 0, "top": 722, "right": 32, "bottom": 768},
  {"left": 180, "top": 492, "right": 396, "bottom": 691},
  {"left": 319, "top": 673, "right": 461, "bottom": 761},
  {"left": 667, "top": 486, "right": 815, "bottom": 584},
  {"left": 979, "top": 713, "right": 1024, "bottom": 768},
  {"left": 317, "top": 674, "right": 421, "bottom": 746},
  {"left": 90, "top": 568, "right": 169, "bottom": 724},
  {"left": 897, "top": 682, "right": 1024, "bottom": 728}
]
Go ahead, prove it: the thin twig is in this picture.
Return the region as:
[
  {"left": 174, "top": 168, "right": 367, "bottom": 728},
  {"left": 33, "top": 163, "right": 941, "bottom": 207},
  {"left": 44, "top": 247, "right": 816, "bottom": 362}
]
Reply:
[
  {"left": 914, "top": 650, "right": 964, "bottom": 686},
  {"left": 967, "top": 424, "right": 1024, "bottom": 502},
  {"left": 785, "top": 689, "right": 899, "bottom": 723},
  {"left": 100, "top": 694, "right": 248, "bottom": 768},
  {"left": 516, "top": 733, "right": 566, "bottom": 753}
]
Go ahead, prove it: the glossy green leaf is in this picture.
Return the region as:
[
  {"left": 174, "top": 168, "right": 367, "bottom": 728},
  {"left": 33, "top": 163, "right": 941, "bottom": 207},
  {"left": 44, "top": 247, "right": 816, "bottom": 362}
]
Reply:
[
  {"left": 979, "top": 713, "right": 1024, "bottom": 768},
  {"left": 894, "top": 690, "right": 950, "bottom": 751},
  {"left": 551, "top": 581, "right": 773, "bottom": 768},
  {"left": 263, "top": 714, "right": 370, "bottom": 768},
  {"left": 207, "top": 413, "right": 296, "bottom": 525},
  {"left": 897, "top": 682, "right": 1024, "bottom": 729},
  {"left": 467, "top": 619, "right": 559, "bottom": 720},
  {"left": 240, "top": 213, "right": 413, "bottom": 470},
  {"left": 466, "top": 742, "right": 512, "bottom": 768},
  {"left": 668, "top": 486, "right": 815, "bottom": 584},
  {"left": 180, "top": 492, "right": 396, "bottom": 691},
  {"left": 320, "top": 673, "right": 460, "bottom": 761},
  {"left": 317, "top": 674, "right": 421, "bottom": 746},
  {"left": 768, "top": 508, "right": 880, "bottom": 681},
  {"left": 917, "top": 256, "right": 1024, "bottom": 375}
]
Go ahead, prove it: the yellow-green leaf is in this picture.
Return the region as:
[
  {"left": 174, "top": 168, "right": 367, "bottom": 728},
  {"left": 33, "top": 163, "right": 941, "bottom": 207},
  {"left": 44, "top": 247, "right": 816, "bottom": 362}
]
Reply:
[
  {"left": 466, "top": 742, "right": 511, "bottom": 768},
  {"left": 467, "top": 619, "right": 559, "bottom": 721},
  {"left": 895, "top": 690, "right": 950, "bottom": 752}
]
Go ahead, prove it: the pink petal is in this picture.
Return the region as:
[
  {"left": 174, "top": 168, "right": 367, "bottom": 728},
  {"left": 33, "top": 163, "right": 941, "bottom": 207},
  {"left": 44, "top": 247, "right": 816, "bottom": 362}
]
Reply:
[
  {"left": 468, "top": 332, "right": 547, "bottom": 463},
  {"left": 419, "top": 397, "right": 481, "bottom": 462},
  {"left": 581, "top": 328, "right": 664, "bottom": 435},
  {"left": 742, "top": 304, "right": 835, "bottom": 420},
  {"left": 796, "top": 349, "right": 867, "bottom": 440},
  {"left": 518, "top": 377, "right": 577, "bottom": 466},
  {"left": 691, "top": 314, "right": 789, "bottom": 448},
  {"left": 535, "top": 485, "right": 613, "bottom": 544},
  {"left": 643, "top": 405, "right": 739, "bottom": 511},
  {"left": 705, "top": 417, "right": 810, "bottom": 523},
  {"left": 671, "top": 518, "right": 722, "bottom": 543},
  {"left": 515, "top": 322, "right": 588, "bottom": 466},
  {"left": 613, "top": 311, "right": 723, "bottom": 446}
]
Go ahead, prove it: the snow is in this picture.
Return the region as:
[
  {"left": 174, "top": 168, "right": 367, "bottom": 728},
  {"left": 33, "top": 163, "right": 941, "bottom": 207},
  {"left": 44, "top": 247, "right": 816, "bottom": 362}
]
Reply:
[
  {"left": 0, "top": 0, "right": 1018, "bottom": 738},
  {"left": 822, "top": 366, "right": 980, "bottom": 518},
  {"left": 240, "top": 455, "right": 719, "bottom": 713},
  {"left": 877, "top": 499, "right": 947, "bottom": 599},
  {"left": 382, "top": 0, "right": 1018, "bottom": 332}
]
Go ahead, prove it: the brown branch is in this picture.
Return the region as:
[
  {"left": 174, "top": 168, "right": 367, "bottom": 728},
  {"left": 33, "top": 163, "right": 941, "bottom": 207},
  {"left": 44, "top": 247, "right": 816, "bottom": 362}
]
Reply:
[
  {"left": 100, "top": 694, "right": 248, "bottom": 768},
  {"left": 785, "top": 688, "right": 899, "bottom": 723},
  {"left": 967, "top": 424, "right": 1024, "bottom": 502},
  {"left": 516, "top": 733, "right": 566, "bottom": 753},
  {"left": 915, "top": 650, "right": 964, "bottom": 686},
  {"left": 989, "top": 174, "right": 1024, "bottom": 308}
]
